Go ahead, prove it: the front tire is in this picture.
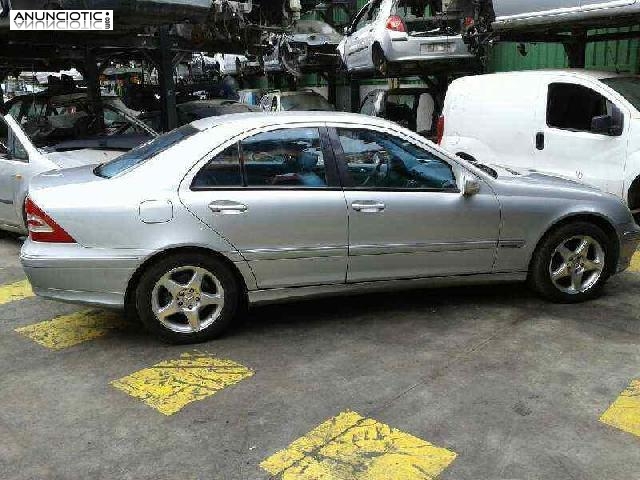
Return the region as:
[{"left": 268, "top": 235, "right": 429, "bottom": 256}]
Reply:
[
  {"left": 135, "top": 253, "right": 239, "bottom": 343},
  {"left": 529, "top": 222, "right": 611, "bottom": 303}
]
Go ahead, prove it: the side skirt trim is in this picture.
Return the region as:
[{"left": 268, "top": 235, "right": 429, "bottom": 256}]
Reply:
[{"left": 248, "top": 272, "right": 527, "bottom": 305}]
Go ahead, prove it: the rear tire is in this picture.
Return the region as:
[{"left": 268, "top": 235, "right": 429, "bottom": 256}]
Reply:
[
  {"left": 135, "top": 252, "right": 239, "bottom": 344},
  {"left": 529, "top": 222, "right": 611, "bottom": 303}
]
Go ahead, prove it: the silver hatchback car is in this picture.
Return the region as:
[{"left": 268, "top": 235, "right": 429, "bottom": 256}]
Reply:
[{"left": 21, "top": 112, "right": 640, "bottom": 343}]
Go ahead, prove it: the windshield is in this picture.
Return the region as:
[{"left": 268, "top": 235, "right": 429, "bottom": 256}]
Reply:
[
  {"left": 601, "top": 76, "right": 640, "bottom": 110},
  {"left": 280, "top": 94, "right": 333, "bottom": 112},
  {"left": 94, "top": 124, "right": 199, "bottom": 178}
]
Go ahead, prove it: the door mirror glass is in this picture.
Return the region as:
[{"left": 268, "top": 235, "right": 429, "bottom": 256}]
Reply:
[
  {"left": 591, "top": 114, "right": 613, "bottom": 134},
  {"left": 462, "top": 177, "right": 481, "bottom": 196}
]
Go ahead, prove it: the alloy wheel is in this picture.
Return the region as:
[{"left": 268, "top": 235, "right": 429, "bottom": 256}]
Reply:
[
  {"left": 151, "top": 265, "right": 225, "bottom": 334},
  {"left": 548, "top": 235, "right": 605, "bottom": 295}
]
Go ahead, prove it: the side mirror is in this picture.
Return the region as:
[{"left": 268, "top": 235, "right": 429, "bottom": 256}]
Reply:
[
  {"left": 591, "top": 114, "right": 623, "bottom": 136},
  {"left": 343, "top": 26, "right": 351, "bottom": 36},
  {"left": 462, "top": 177, "right": 481, "bottom": 197}
]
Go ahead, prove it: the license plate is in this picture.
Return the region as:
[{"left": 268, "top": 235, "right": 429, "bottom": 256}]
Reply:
[{"left": 421, "top": 42, "right": 455, "bottom": 54}]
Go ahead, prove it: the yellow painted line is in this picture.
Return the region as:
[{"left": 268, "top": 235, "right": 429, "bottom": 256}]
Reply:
[
  {"left": 15, "top": 310, "right": 126, "bottom": 350},
  {"left": 111, "top": 352, "right": 254, "bottom": 415},
  {"left": 0, "top": 279, "right": 33, "bottom": 305},
  {"left": 261, "top": 410, "right": 457, "bottom": 480},
  {"left": 629, "top": 251, "right": 640, "bottom": 273},
  {"left": 600, "top": 379, "right": 640, "bottom": 438}
]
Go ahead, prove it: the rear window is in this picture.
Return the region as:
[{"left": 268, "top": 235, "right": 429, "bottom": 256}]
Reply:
[{"left": 95, "top": 124, "right": 199, "bottom": 178}]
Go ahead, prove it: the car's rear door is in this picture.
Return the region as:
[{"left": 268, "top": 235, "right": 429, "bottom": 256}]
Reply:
[
  {"left": 328, "top": 123, "right": 501, "bottom": 282},
  {"left": 179, "top": 123, "right": 349, "bottom": 289}
]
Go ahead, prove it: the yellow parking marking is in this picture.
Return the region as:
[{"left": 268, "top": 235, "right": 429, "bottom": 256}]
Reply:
[
  {"left": 111, "top": 352, "right": 254, "bottom": 415},
  {"left": 600, "top": 379, "right": 640, "bottom": 438},
  {"left": 629, "top": 251, "right": 640, "bottom": 272},
  {"left": 15, "top": 310, "right": 126, "bottom": 350},
  {"left": 0, "top": 279, "right": 33, "bottom": 305},
  {"left": 261, "top": 410, "right": 457, "bottom": 480}
]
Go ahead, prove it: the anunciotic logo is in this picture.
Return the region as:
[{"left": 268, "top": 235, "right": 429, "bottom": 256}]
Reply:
[{"left": 10, "top": 10, "right": 113, "bottom": 30}]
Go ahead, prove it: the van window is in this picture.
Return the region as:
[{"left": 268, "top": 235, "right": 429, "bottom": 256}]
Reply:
[
  {"left": 601, "top": 77, "right": 640, "bottom": 110},
  {"left": 547, "top": 83, "right": 614, "bottom": 133}
]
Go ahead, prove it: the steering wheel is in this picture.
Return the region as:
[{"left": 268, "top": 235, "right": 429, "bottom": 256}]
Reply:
[{"left": 361, "top": 151, "right": 386, "bottom": 187}]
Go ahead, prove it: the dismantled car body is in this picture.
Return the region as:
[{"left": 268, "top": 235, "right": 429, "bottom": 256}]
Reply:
[
  {"left": 279, "top": 20, "right": 343, "bottom": 76},
  {"left": 4, "top": 91, "right": 156, "bottom": 152},
  {"left": 338, "top": 0, "right": 478, "bottom": 77},
  {"left": 360, "top": 87, "right": 439, "bottom": 139}
]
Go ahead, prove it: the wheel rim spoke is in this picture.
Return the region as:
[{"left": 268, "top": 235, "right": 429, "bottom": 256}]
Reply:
[
  {"left": 557, "top": 245, "right": 574, "bottom": 261},
  {"left": 583, "top": 259, "right": 603, "bottom": 273},
  {"left": 200, "top": 292, "right": 223, "bottom": 307},
  {"left": 156, "top": 300, "right": 180, "bottom": 320},
  {"left": 161, "top": 278, "right": 184, "bottom": 296},
  {"left": 551, "top": 263, "right": 571, "bottom": 280},
  {"left": 575, "top": 238, "right": 591, "bottom": 258},
  {"left": 187, "top": 268, "right": 206, "bottom": 290},
  {"left": 184, "top": 309, "right": 201, "bottom": 332},
  {"left": 571, "top": 269, "right": 585, "bottom": 292}
]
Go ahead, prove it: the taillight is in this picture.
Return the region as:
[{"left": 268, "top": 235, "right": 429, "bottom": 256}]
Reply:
[
  {"left": 463, "top": 16, "right": 475, "bottom": 28},
  {"left": 25, "top": 198, "right": 76, "bottom": 243},
  {"left": 436, "top": 115, "right": 445, "bottom": 145},
  {"left": 385, "top": 15, "right": 406, "bottom": 32}
]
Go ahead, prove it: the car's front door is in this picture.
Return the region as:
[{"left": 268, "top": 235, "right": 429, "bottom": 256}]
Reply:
[
  {"left": 180, "top": 124, "right": 349, "bottom": 289},
  {"left": 329, "top": 125, "right": 501, "bottom": 282},
  {"left": 0, "top": 115, "right": 32, "bottom": 228},
  {"left": 534, "top": 79, "right": 628, "bottom": 197}
]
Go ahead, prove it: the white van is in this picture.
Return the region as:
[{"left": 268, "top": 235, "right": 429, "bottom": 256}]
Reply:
[{"left": 439, "top": 69, "right": 640, "bottom": 216}]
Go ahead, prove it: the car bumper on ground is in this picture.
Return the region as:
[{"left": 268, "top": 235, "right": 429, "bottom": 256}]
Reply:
[
  {"left": 20, "top": 239, "right": 146, "bottom": 308},
  {"left": 617, "top": 223, "right": 640, "bottom": 272}
]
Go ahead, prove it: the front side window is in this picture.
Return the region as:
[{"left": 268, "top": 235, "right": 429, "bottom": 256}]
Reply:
[
  {"left": 242, "top": 128, "right": 328, "bottom": 187},
  {"left": 601, "top": 76, "right": 640, "bottom": 110},
  {"left": 337, "top": 128, "right": 457, "bottom": 190},
  {"left": 547, "top": 83, "right": 619, "bottom": 133}
]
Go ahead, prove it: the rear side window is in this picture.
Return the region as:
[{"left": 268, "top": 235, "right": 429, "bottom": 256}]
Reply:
[
  {"left": 191, "top": 144, "right": 242, "bottom": 188},
  {"left": 191, "top": 127, "right": 330, "bottom": 189},
  {"left": 95, "top": 124, "right": 199, "bottom": 178},
  {"left": 547, "top": 83, "right": 614, "bottom": 133}
]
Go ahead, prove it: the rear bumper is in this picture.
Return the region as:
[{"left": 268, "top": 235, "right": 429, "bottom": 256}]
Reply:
[
  {"left": 385, "top": 35, "right": 474, "bottom": 62},
  {"left": 20, "top": 239, "right": 147, "bottom": 308},
  {"left": 616, "top": 223, "right": 640, "bottom": 273}
]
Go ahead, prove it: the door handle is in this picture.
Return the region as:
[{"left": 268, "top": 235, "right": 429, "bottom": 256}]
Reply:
[
  {"left": 208, "top": 201, "right": 248, "bottom": 214},
  {"left": 536, "top": 132, "right": 545, "bottom": 150},
  {"left": 14, "top": 174, "right": 22, "bottom": 180},
  {"left": 352, "top": 201, "right": 385, "bottom": 213}
]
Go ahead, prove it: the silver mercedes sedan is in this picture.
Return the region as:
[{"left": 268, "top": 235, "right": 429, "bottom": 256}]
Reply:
[{"left": 21, "top": 112, "right": 640, "bottom": 343}]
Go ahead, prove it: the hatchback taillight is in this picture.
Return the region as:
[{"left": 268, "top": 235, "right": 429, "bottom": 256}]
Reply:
[
  {"left": 385, "top": 15, "right": 406, "bottom": 32},
  {"left": 436, "top": 115, "right": 445, "bottom": 145},
  {"left": 25, "top": 198, "right": 76, "bottom": 243}
]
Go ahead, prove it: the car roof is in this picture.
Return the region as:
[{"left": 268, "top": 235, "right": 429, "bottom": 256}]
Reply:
[
  {"left": 191, "top": 111, "right": 392, "bottom": 131},
  {"left": 278, "top": 90, "right": 323, "bottom": 97},
  {"left": 463, "top": 69, "right": 627, "bottom": 82}
]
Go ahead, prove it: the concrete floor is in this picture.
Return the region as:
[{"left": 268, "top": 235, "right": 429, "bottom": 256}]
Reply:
[{"left": 0, "top": 234, "right": 638, "bottom": 480}]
